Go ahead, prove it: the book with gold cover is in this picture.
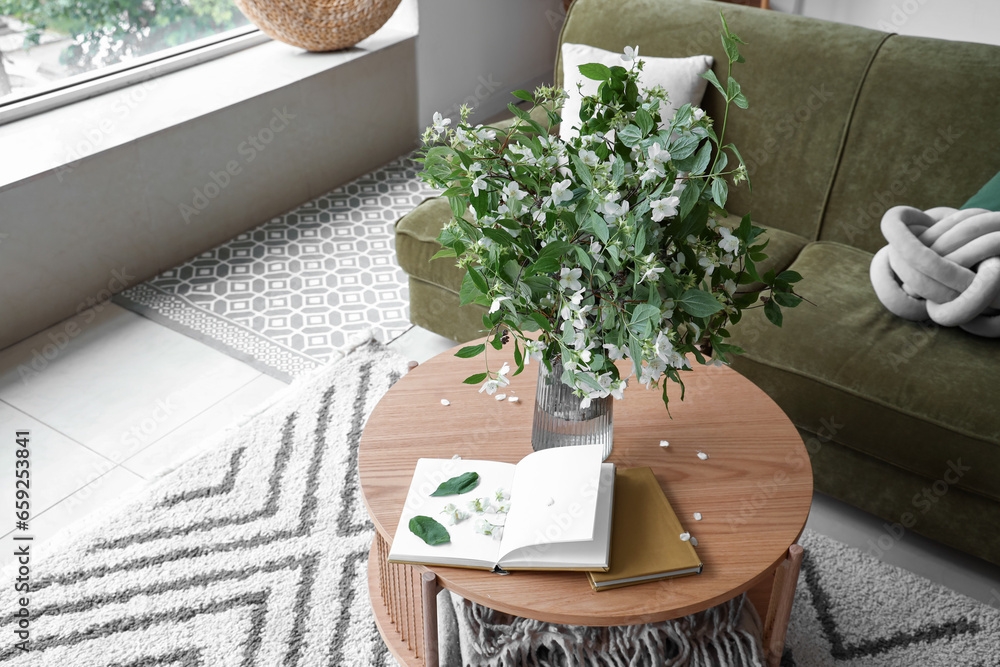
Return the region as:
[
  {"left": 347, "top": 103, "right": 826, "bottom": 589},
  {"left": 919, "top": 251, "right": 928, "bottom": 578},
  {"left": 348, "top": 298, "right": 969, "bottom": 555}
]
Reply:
[{"left": 588, "top": 466, "right": 702, "bottom": 591}]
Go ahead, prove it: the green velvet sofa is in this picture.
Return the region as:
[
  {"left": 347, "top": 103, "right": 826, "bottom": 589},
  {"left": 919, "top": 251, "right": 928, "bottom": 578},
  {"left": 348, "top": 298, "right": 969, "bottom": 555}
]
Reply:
[{"left": 394, "top": 0, "right": 1000, "bottom": 566}]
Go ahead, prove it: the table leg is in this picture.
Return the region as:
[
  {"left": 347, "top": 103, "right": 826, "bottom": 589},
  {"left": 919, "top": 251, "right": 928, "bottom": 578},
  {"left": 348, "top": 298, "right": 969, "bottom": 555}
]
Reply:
[
  {"left": 762, "top": 544, "right": 804, "bottom": 667},
  {"left": 421, "top": 572, "right": 441, "bottom": 667}
]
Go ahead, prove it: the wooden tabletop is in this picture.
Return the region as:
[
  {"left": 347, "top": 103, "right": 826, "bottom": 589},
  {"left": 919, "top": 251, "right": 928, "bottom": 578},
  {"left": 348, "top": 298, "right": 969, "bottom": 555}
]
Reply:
[{"left": 358, "top": 339, "right": 812, "bottom": 626}]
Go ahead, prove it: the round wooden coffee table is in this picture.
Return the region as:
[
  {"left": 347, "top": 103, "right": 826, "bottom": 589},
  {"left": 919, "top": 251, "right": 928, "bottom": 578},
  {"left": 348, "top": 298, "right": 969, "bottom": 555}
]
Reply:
[{"left": 359, "top": 339, "right": 812, "bottom": 667}]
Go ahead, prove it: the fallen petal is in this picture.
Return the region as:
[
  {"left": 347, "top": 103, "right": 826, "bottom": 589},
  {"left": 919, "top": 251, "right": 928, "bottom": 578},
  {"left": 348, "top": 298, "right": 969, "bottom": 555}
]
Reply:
[
  {"left": 659, "top": 440, "right": 670, "bottom": 447},
  {"left": 697, "top": 451, "right": 709, "bottom": 460},
  {"left": 508, "top": 396, "right": 519, "bottom": 403},
  {"left": 690, "top": 536, "right": 699, "bottom": 547},
  {"left": 679, "top": 532, "right": 691, "bottom": 541},
  {"left": 693, "top": 512, "right": 702, "bottom": 521},
  {"left": 495, "top": 393, "right": 507, "bottom": 401},
  {"left": 440, "top": 399, "right": 451, "bottom": 406}
]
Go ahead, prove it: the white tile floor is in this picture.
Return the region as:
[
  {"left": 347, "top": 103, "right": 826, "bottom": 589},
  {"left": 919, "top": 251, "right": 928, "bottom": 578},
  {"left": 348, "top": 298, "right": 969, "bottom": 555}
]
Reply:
[{"left": 2, "top": 304, "right": 999, "bottom": 612}]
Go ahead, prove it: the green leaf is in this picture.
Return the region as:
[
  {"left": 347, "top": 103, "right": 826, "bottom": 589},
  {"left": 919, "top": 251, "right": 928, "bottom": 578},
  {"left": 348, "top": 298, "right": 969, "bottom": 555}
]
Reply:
[
  {"left": 635, "top": 108, "right": 655, "bottom": 136},
  {"left": 669, "top": 134, "right": 700, "bottom": 160},
  {"left": 630, "top": 303, "right": 661, "bottom": 327},
  {"left": 777, "top": 270, "right": 803, "bottom": 284},
  {"left": 618, "top": 125, "right": 643, "bottom": 148},
  {"left": 570, "top": 153, "right": 593, "bottom": 188},
  {"left": 430, "top": 247, "right": 457, "bottom": 261},
  {"left": 678, "top": 288, "right": 725, "bottom": 317},
  {"left": 773, "top": 292, "right": 803, "bottom": 308},
  {"left": 482, "top": 228, "right": 516, "bottom": 247},
  {"left": 468, "top": 266, "right": 489, "bottom": 294},
  {"left": 511, "top": 89, "right": 533, "bottom": 103},
  {"left": 431, "top": 472, "right": 480, "bottom": 496},
  {"left": 701, "top": 69, "right": 726, "bottom": 96},
  {"left": 455, "top": 344, "right": 486, "bottom": 359},
  {"left": 578, "top": 62, "right": 612, "bottom": 81},
  {"left": 409, "top": 516, "right": 451, "bottom": 545},
  {"left": 764, "top": 299, "right": 784, "bottom": 327},
  {"left": 733, "top": 92, "right": 748, "bottom": 109},
  {"left": 513, "top": 340, "right": 524, "bottom": 373},
  {"left": 528, "top": 311, "right": 552, "bottom": 331},
  {"left": 463, "top": 372, "right": 488, "bottom": 384},
  {"left": 459, "top": 271, "right": 484, "bottom": 306},
  {"left": 611, "top": 155, "right": 626, "bottom": 186},
  {"left": 583, "top": 211, "right": 610, "bottom": 243},
  {"left": 711, "top": 178, "right": 729, "bottom": 208},
  {"left": 690, "top": 141, "right": 713, "bottom": 175}
]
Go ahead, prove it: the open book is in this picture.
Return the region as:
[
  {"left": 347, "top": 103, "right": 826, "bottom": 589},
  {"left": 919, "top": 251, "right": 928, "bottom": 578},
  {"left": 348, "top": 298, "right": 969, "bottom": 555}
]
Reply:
[{"left": 387, "top": 444, "right": 615, "bottom": 571}]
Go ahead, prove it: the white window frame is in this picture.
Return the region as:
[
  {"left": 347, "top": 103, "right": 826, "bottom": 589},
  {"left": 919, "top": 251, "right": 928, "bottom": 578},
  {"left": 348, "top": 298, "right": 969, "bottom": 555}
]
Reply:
[{"left": 0, "top": 24, "right": 268, "bottom": 126}]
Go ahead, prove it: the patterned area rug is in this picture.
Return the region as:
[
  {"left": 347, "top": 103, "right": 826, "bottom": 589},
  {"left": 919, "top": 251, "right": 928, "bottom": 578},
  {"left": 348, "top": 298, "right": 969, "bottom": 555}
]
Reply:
[
  {"left": 2, "top": 339, "right": 997, "bottom": 666},
  {"left": 114, "top": 153, "right": 440, "bottom": 381}
]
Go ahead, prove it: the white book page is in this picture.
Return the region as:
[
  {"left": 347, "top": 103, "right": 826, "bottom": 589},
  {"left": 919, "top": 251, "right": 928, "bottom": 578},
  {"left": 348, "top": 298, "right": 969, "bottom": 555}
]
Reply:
[
  {"left": 500, "top": 462, "right": 615, "bottom": 569},
  {"left": 387, "top": 458, "right": 515, "bottom": 568},
  {"left": 497, "top": 445, "right": 604, "bottom": 562}
]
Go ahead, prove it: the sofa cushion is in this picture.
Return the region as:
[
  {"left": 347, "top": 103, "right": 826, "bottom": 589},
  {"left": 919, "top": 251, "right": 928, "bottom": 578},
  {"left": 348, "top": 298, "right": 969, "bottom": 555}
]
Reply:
[
  {"left": 395, "top": 197, "right": 465, "bottom": 292},
  {"left": 963, "top": 169, "right": 1000, "bottom": 212},
  {"left": 729, "top": 241, "right": 1000, "bottom": 503},
  {"left": 557, "top": 0, "right": 886, "bottom": 241},
  {"left": 818, "top": 34, "right": 1000, "bottom": 253}
]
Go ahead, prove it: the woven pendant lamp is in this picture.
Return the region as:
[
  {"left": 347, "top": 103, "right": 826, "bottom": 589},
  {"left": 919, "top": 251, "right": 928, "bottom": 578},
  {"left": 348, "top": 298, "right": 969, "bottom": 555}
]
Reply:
[{"left": 235, "top": 0, "right": 402, "bottom": 52}]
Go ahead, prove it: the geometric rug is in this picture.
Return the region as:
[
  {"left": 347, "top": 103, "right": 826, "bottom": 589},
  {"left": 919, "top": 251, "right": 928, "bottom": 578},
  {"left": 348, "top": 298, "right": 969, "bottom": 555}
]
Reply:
[
  {"left": 2, "top": 337, "right": 997, "bottom": 666},
  {"left": 0, "top": 336, "right": 409, "bottom": 666},
  {"left": 114, "top": 152, "right": 440, "bottom": 382},
  {"left": 783, "top": 530, "right": 1000, "bottom": 666}
]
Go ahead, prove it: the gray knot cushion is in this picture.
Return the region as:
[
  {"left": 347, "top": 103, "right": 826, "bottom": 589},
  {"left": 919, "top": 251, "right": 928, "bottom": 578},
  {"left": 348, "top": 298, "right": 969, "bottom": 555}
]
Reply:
[{"left": 870, "top": 206, "right": 1000, "bottom": 337}]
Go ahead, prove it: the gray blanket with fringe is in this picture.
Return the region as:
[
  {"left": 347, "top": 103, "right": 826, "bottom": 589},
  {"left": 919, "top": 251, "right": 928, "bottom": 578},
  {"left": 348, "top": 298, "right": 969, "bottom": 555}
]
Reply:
[{"left": 438, "top": 591, "right": 764, "bottom": 666}]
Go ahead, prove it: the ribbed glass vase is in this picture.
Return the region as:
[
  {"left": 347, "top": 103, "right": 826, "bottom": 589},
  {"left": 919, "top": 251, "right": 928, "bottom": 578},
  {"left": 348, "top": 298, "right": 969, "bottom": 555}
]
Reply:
[{"left": 531, "top": 357, "right": 613, "bottom": 460}]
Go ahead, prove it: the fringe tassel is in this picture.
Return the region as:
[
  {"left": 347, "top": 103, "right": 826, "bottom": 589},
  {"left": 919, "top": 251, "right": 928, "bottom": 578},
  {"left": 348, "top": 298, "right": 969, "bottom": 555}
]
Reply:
[{"left": 451, "top": 592, "right": 764, "bottom": 667}]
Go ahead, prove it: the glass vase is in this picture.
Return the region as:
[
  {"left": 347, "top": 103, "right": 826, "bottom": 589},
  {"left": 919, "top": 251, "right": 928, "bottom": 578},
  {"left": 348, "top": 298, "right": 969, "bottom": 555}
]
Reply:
[{"left": 531, "top": 357, "right": 614, "bottom": 460}]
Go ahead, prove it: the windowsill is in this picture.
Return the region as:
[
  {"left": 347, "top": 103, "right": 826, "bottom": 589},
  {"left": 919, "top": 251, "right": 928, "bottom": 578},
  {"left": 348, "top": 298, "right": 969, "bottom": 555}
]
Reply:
[{"left": 0, "top": 21, "right": 418, "bottom": 191}]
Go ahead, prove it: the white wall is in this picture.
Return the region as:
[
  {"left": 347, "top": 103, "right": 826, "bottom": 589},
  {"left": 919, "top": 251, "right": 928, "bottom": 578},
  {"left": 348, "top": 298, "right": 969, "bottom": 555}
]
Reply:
[
  {"left": 416, "top": 0, "right": 566, "bottom": 128},
  {"left": 771, "top": 0, "right": 1000, "bottom": 46}
]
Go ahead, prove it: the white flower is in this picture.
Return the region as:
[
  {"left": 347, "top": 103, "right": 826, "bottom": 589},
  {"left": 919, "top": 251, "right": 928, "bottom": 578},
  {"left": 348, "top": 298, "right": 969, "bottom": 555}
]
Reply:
[
  {"left": 559, "top": 267, "right": 583, "bottom": 292},
  {"left": 475, "top": 518, "right": 502, "bottom": 539},
  {"left": 602, "top": 197, "right": 628, "bottom": 220},
  {"left": 648, "top": 142, "right": 671, "bottom": 165},
  {"left": 489, "top": 296, "right": 510, "bottom": 314},
  {"left": 641, "top": 255, "right": 666, "bottom": 284},
  {"left": 579, "top": 149, "right": 600, "bottom": 168},
  {"left": 610, "top": 377, "right": 627, "bottom": 400},
  {"left": 603, "top": 342, "right": 627, "bottom": 360},
  {"left": 468, "top": 498, "right": 492, "bottom": 514},
  {"left": 670, "top": 179, "right": 687, "bottom": 196},
  {"left": 651, "top": 196, "right": 680, "bottom": 222},
  {"left": 431, "top": 111, "right": 451, "bottom": 134},
  {"left": 621, "top": 45, "right": 639, "bottom": 64},
  {"left": 724, "top": 278, "right": 737, "bottom": 295},
  {"left": 692, "top": 108, "right": 706, "bottom": 122},
  {"left": 473, "top": 125, "right": 496, "bottom": 141},
  {"left": 471, "top": 175, "right": 487, "bottom": 197},
  {"left": 639, "top": 358, "right": 667, "bottom": 388},
  {"left": 478, "top": 362, "right": 511, "bottom": 395},
  {"left": 589, "top": 240, "right": 603, "bottom": 258},
  {"left": 719, "top": 227, "right": 740, "bottom": 254},
  {"left": 502, "top": 181, "right": 527, "bottom": 201},
  {"left": 441, "top": 503, "right": 467, "bottom": 526},
  {"left": 698, "top": 255, "right": 719, "bottom": 276},
  {"left": 547, "top": 179, "right": 574, "bottom": 207},
  {"left": 670, "top": 251, "right": 686, "bottom": 274}
]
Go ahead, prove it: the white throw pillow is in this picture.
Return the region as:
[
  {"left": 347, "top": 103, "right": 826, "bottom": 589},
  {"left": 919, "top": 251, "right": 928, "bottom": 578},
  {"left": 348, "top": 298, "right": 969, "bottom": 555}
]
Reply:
[{"left": 559, "top": 43, "right": 714, "bottom": 142}]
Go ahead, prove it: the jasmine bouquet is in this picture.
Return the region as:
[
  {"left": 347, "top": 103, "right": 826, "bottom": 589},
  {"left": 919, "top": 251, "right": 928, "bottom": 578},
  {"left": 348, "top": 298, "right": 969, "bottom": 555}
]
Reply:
[{"left": 419, "top": 18, "right": 801, "bottom": 411}]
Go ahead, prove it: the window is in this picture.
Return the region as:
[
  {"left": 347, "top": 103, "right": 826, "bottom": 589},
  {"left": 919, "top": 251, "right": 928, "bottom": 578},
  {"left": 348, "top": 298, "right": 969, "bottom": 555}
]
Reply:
[{"left": 0, "top": 0, "right": 255, "bottom": 107}]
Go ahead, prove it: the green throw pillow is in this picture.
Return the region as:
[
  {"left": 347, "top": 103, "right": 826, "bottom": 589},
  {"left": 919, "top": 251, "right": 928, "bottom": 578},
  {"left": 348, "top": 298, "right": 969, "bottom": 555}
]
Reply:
[{"left": 962, "top": 169, "right": 1000, "bottom": 211}]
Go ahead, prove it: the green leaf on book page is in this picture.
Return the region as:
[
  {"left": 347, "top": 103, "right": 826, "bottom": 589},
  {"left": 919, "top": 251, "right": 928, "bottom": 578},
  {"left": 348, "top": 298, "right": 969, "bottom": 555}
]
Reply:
[
  {"left": 409, "top": 516, "right": 451, "bottom": 545},
  {"left": 430, "top": 471, "right": 480, "bottom": 496}
]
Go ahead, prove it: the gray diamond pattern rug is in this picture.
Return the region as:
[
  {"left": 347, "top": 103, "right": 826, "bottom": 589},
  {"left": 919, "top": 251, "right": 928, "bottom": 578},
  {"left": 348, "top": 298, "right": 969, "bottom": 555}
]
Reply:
[{"left": 114, "top": 153, "right": 440, "bottom": 381}]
